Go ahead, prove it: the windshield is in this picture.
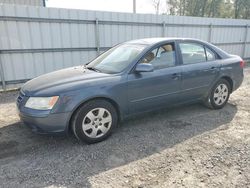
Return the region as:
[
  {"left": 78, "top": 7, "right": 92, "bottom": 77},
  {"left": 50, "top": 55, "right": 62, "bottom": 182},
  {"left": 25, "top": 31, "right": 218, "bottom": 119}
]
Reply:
[{"left": 86, "top": 43, "right": 146, "bottom": 74}]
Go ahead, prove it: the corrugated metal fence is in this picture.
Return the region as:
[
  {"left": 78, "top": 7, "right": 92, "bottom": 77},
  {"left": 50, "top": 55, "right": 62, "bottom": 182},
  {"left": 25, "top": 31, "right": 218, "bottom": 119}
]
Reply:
[
  {"left": 1, "top": 4, "right": 250, "bottom": 90},
  {"left": 0, "top": 0, "right": 44, "bottom": 6}
]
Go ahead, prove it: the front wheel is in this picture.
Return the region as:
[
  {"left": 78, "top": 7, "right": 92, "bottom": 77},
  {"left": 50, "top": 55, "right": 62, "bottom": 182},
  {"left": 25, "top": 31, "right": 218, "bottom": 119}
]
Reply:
[
  {"left": 204, "top": 79, "right": 231, "bottom": 109},
  {"left": 71, "top": 99, "right": 118, "bottom": 144}
]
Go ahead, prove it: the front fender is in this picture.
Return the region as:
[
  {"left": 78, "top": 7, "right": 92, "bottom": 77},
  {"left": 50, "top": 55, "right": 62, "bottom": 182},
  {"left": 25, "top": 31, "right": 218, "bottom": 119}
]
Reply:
[{"left": 50, "top": 78, "right": 128, "bottom": 125}]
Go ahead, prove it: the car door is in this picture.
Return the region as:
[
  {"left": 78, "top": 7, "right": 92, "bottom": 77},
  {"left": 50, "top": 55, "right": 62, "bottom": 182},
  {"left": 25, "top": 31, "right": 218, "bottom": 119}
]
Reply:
[
  {"left": 127, "top": 42, "right": 182, "bottom": 114},
  {"left": 177, "top": 41, "right": 221, "bottom": 101}
]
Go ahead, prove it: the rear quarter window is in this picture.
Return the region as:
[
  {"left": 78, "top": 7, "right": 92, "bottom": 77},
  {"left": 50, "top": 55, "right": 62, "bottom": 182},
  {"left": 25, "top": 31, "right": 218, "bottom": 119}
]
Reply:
[{"left": 205, "top": 47, "right": 217, "bottom": 61}]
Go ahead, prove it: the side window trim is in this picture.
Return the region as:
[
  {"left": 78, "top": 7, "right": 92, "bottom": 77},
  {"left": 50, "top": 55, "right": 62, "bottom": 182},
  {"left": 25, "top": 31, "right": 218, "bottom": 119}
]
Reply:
[
  {"left": 177, "top": 41, "right": 221, "bottom": 65},
  {"left": 204, "top": 45, "right": 208, "bottom": 61},
  {"left": 175, "top": 40, "right": 221, "bottom": 65}
]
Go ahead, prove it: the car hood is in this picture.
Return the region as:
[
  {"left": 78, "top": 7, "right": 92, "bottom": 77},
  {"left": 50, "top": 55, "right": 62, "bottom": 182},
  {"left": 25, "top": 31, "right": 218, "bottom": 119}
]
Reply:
[{"left": 22, "top": 66, "right": 110, "bottom": 96}]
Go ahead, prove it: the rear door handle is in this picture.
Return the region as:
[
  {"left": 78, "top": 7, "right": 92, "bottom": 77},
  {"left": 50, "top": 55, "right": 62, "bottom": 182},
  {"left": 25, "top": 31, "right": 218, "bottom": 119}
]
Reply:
[
  {"left": 172, "top": 73, "right": 181, "bottom": 80},
  {"left": 203, "top": 66, "right": 218, "bottom": 72},
  {"left": 211, "top": 66, "right": 218, "bottom": 70}
]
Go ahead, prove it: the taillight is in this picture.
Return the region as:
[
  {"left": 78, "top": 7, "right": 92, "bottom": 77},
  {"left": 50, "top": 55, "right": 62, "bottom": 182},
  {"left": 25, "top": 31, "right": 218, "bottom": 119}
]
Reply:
[{"left": 240, "top": 60, "right": 245, "bottom": 68}]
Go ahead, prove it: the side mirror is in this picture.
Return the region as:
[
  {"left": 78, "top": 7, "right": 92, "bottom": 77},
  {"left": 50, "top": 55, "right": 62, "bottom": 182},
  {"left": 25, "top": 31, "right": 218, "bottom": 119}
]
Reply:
[{"left": 135, "top": 63, "right": 154, "bottom": 73}]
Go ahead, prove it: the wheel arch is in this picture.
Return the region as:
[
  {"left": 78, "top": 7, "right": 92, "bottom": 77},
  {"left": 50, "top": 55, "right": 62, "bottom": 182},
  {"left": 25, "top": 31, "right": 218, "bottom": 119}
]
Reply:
[
  {"left": 220, "top": 76, "right": 233, "bottom": 93},
  {"left": 67, "top": 96, "right": 122, "bottom": 133}
]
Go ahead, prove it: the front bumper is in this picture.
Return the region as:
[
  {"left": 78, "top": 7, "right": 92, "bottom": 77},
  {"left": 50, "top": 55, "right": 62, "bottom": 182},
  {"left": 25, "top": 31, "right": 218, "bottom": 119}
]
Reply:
[
  {"left": 16, "top": 90, "right": 71, "bottom": 134},
  {"left": 18, "top": 111, "right": 71, "bottom": 134}
]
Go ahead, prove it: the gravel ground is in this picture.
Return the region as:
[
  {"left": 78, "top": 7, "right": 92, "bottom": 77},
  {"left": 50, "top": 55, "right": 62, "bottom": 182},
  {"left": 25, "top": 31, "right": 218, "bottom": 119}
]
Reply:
[{"left": 0, "top": 68, "right": 250, "bottom": 188}]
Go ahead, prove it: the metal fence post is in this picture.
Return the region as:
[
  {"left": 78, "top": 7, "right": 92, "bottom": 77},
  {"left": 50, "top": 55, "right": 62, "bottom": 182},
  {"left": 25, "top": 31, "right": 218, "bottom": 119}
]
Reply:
[
  {"left": 0, "top": 52, "right": 6, "bottom": 91},
  {"left": 95, "top": 18, "right": 100, "bottom": 55},
  {"left": 242, "top": 24, "right": 248, "bottom": 59},
  {"left": 162, "top": 21, "right": 166, "bottom": 37},
  {"left": 208, "top": 23, "right": 213, "bottom": 42}
]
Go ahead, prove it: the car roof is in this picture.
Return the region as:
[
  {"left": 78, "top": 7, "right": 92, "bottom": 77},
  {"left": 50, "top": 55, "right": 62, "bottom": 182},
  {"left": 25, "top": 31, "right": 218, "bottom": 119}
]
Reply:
[{"left": 125, "top": 37, "right": 202, "bottom": 45}]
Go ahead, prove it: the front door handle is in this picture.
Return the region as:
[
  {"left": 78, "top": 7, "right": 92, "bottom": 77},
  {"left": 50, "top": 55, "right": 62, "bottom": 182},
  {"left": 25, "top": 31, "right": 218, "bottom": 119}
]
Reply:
[{"left": 172, "top": 73, "right": 181, "bottom": 80}]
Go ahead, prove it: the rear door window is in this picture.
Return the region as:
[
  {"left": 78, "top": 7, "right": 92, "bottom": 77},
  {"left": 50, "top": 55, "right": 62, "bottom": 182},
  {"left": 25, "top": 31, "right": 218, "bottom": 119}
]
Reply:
[
  {"left": 179, "top": 43, "right": 206, "bottom": 64},
  {"left": 179, "top": 42, "right": 219, "bottom": 64}
]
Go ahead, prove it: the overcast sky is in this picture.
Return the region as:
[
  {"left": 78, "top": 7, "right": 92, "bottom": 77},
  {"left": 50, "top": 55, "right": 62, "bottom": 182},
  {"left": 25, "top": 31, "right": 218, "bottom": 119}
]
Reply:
[{"left": 46, "top": 0, "right": 161, "bottom": 14}]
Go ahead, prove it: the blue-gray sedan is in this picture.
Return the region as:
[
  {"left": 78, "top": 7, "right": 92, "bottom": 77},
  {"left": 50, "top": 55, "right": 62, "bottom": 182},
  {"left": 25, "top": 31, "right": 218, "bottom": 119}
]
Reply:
[{"left": 17, "top": 38, "right": 244, "bottom": 143}]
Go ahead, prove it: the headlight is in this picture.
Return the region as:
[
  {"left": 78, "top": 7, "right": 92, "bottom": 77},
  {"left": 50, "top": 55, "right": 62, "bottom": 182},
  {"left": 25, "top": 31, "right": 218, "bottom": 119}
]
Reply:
[{"left": 25, "top": 96, "right": 59, "bottom": 110}]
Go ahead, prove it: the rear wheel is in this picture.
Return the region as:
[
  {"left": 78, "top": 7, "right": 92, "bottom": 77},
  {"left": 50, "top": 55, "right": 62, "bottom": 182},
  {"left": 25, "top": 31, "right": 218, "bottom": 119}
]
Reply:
[
  {"left": 72, "top": 99, "right": 118, "bottom": 144},
  {"left": 204, "top": 79, "right": 231, "bottom": 109}
]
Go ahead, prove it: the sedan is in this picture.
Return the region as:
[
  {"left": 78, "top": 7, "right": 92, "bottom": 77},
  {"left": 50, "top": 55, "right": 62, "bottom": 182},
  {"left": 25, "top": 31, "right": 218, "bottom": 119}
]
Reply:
[{"left": 17, "top": 38, "right": 244, "bottom": 143}]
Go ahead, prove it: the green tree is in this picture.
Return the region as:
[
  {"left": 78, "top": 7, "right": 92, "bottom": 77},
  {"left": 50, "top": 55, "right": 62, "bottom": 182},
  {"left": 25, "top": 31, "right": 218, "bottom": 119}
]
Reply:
[
  {"left": 234, "top": 0, "right": 250, "bottom": 19},
  {"left": 162, "top": 0, "right": 250, "bottom": 19}
]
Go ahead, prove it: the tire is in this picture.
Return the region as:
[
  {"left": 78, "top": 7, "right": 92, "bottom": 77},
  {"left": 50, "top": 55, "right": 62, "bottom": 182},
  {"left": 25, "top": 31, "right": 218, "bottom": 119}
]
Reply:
[
  {"left": 71, "top": 99, "right": 118, "bottom": 144},
  {"left": 204, "top": 79, "right": 231, "bottom": 109}
]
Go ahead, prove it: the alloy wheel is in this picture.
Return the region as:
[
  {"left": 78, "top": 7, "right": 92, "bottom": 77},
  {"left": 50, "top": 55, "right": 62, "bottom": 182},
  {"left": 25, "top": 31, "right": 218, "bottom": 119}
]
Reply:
[
  {"left": 213, "top": 83, "right": 229, "bottom": 106},
  {"left": 82, "top": 108, "right": 112, "bottom": 138}
]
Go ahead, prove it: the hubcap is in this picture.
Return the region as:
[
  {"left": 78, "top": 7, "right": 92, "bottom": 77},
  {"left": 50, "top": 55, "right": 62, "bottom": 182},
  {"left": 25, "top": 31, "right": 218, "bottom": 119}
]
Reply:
[
  {"left": 82, "top": 108, "right": 112, "bottom": 138},
  {"left": 213, "top": 83, "right": 229, "bottom": 106}
]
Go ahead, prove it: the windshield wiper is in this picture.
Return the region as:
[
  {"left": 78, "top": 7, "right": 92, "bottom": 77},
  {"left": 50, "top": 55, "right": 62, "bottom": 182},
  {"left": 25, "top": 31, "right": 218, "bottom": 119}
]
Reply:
[{"left": 86, "top": 67, "right": 101, "bottom": 72}]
